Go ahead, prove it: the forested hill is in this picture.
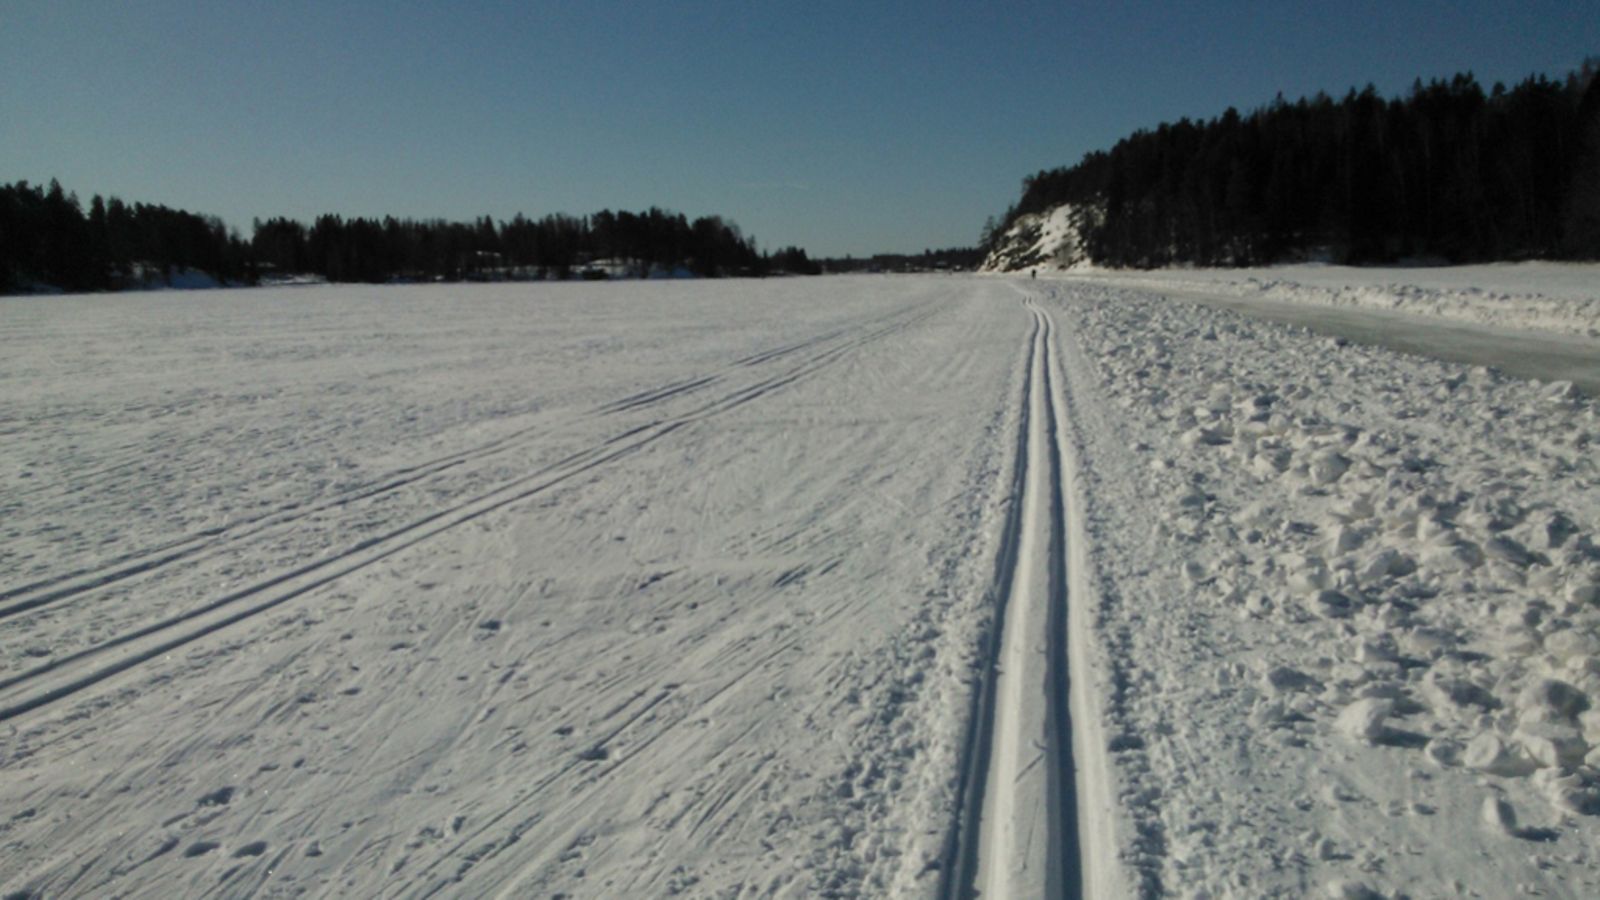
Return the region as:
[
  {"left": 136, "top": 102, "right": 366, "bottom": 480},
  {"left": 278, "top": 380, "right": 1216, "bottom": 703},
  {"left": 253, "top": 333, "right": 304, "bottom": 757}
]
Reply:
[
  {"left": 985, "top": 63, "right": 1600, "bottom": 268},
  {"left": 0, "top": 181, "right": 818, "bottom": 294}
]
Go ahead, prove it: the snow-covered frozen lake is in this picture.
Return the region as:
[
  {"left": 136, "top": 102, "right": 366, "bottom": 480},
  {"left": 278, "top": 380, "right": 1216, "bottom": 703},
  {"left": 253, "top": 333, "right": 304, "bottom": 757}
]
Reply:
[{"left": 3, "top": 276, "right": 1600, "bottom": 898}]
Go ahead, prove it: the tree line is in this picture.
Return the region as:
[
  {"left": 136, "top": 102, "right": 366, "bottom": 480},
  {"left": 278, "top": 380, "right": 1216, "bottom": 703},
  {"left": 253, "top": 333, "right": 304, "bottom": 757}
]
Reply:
[
  {"left": 249, "top": 208, "right": 813, "bottom": 281},
  {"left": 987, "top": 62, "right": 1600, "bottom": 267},
  {"left": 818, "top": 247, "right": 984, "bottom": 273},
  {"left": 1, "top": 181, "right": 819, "bottom": 293},
  {"left": 0, "top": 179, "right": 253, "bottom": 292}
]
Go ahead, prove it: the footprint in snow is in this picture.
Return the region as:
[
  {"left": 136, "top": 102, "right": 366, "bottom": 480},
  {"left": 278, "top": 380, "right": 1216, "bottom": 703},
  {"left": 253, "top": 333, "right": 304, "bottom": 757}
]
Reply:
[{"left": 197, "top": 786, "right": 235, "bottom": 807}]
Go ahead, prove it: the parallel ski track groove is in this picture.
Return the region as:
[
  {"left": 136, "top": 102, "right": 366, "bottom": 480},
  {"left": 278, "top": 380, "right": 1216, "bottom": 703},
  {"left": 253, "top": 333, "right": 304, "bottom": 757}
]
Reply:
[
  {"left": 0, "top": 306, "right": 924, "bottom": 623},
  {"left": 0, "top": 304, "right": 938, "bottom": 725},
  {"left": 941, "top": 306, "right": 1039, "bottom": 898},
  {"left": 942, "top": 295, "right": 1085, "bottom": 900},
  {"left": 1038, "top": 303, "right": 1084, "bottom": 900}
]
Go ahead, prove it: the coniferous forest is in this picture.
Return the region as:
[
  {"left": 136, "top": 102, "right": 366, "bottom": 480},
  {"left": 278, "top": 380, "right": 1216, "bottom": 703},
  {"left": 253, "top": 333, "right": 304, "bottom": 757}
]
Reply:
[
  {"left": 987, "top": 64, "right": 1600, "bottom": 266},
  {"left": 0, "top": 183, "right": 819, "bottom": 294},
  {"left": 0, "top": 181, "right": 254, "bottom": 293}
]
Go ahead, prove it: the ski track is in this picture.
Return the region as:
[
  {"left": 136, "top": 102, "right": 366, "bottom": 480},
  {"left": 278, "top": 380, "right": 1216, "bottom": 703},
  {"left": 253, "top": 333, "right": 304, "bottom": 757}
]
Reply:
[
  {"left": 0, "top": 303, "right": 938, "bottom": 723},
  {"left": 945, "top": 293, "right": 1101, "bottom": 900},
  {"left": 0, "top": 288, "right": 884, "bottom": 611},
  {"left": 0, "top": 308, "right": 908, "bottom": 624}
]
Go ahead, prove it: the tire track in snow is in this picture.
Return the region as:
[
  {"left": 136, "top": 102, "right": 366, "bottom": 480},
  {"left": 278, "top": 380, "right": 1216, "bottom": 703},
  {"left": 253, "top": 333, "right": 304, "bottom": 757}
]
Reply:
[
  {"left": 0, "top": 305, "right": 938, "bottom": 725},
  {"left": 0, "top": 305, "right": 926, "bottom": 626},
  {"left": 945, "top": 295, "right": 1097, "bottom": 899}
]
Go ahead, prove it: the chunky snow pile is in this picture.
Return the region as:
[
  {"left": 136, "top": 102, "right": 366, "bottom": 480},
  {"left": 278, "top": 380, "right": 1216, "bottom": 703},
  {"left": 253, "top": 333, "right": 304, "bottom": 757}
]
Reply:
[
  {"left": 1047, "top": 282, "right": 1600, "bottom": 896},
  {"left": 1065, "top": 262, "right": 1600, "bottom": 338},
  {"left": 980, "top": 204, "right": 1095, "bottom": 273}
]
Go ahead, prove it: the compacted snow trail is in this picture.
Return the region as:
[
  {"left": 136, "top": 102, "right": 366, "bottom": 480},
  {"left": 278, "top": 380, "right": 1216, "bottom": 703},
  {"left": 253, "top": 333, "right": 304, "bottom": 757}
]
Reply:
[{"left": 949, "top": 296, "right": 1091, "bottom": 900}]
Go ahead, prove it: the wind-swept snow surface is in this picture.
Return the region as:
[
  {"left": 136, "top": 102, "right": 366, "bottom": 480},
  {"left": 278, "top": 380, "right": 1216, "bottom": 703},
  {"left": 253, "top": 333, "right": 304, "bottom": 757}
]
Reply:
[
  {"left": 3, "top": 276, "right": 1600, "bottom": 898},
  {"left": 1, "top": 280, "right": 1038, "bottom": 897}
]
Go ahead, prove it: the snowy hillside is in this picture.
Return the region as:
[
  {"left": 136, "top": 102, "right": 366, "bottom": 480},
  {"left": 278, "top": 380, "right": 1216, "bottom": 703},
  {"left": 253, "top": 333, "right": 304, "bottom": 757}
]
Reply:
[
  {"left": 980, "top": 203, "right": 1096, "bottom": 273},
  {"left": 2, "top": 276, "right": 1599, "bottom": 898},
  {"left": 987, "top": 206, "right": 1600, "bottom": 340}
]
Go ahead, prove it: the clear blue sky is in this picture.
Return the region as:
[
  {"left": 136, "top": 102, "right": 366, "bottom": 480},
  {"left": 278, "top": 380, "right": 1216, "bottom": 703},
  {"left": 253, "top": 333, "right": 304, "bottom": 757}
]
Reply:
[{"left": 3, "top": 1, "right": 1597, "bottom": 257}]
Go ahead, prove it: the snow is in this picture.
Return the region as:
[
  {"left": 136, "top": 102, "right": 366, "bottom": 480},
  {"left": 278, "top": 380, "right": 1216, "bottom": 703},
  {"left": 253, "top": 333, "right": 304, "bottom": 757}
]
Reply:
[
  {"left": 1034, "top": 259, "right": 1600, "bottom": 339},
  {"left": 1150, "top": 262, "right": 1600, "bottom": 337},
  {"left": 1044, "top": 278, "right": 1600, "bottom": 895},
  {"left": 1050, "top": 267, "right": 1600, "bottom": 395},
  {"left": 0, "top": 279, "right": 1027, "bottom": 897},
  {"left": 3, "top": 274, "right": 1600, "bottom": 898},
  {"left": 980, "top": 204, "right": 1094, "bottom": 274},
  {"left": 981, "top": 201, "right": 1600, "bottom": 336}
]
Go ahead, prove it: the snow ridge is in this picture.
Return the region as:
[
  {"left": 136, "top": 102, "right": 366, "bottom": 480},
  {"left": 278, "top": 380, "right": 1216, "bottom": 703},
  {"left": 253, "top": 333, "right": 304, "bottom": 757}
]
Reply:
[{"left": 1056, "top": 264, "right": 1600, "bottom": 339}]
